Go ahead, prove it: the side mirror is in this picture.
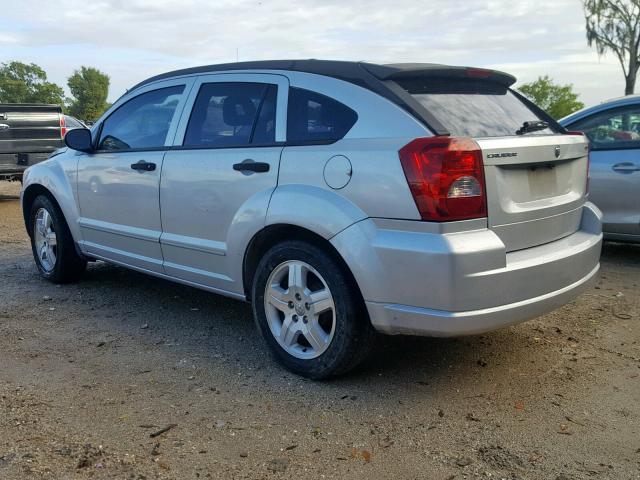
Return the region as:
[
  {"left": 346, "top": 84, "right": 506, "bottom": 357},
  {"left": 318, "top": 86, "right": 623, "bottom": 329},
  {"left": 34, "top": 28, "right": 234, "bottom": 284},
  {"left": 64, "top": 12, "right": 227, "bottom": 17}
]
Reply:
[{"left": 64, "top": 128, "right": 93, "bottom": 152}]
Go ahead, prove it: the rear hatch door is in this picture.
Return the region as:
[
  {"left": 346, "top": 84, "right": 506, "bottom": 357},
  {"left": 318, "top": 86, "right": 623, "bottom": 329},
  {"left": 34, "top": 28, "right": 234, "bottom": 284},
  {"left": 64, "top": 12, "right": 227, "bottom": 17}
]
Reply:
[
  {"left": 393, "top": 74, "right": 589, "bottom": 251},
  {"left": 477, "top": 135, "right": 588, "bottom": 251}
]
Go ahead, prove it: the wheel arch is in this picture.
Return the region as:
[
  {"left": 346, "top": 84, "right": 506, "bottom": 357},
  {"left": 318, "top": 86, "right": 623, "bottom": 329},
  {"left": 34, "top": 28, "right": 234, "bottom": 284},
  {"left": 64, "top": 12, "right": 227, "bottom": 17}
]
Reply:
[
  {"left": 21, "top": 182, "right": 87, "bottom": 262},
  {"left": 22, "top": 184, "right": 61, "bottom": 237},
  {"left": 21, "top": 156, "right": 83, "bottom": 244},
  {"left": 242, "top": 224, "right": 367, "bottom": 313}
]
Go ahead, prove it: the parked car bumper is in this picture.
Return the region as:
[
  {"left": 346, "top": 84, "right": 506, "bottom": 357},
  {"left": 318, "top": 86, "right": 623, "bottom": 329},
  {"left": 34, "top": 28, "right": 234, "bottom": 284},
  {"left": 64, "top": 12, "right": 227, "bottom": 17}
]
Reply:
[
  {"left": 603, "top": 231, "right": 640, "bottom": 244},
  {"left": 331, "top": 202, "right": 603, "bottom": 336},
  {"left": 365, "top": 262, "right": 598, "bottom": 336},
  {"left": 0, "top": 152, "right": 52, "bottom": 178}
]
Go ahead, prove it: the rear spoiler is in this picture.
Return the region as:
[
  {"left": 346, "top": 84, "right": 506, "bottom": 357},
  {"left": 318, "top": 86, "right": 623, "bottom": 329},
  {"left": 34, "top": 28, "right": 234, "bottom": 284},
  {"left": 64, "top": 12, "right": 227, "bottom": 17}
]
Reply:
[{"left": 361, "top": 63, "right": 517, "bottom": 87}]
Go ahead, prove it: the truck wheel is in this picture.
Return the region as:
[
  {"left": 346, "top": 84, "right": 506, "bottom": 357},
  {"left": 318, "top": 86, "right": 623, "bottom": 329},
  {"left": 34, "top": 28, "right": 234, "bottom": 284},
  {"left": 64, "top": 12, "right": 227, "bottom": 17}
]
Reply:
[
  {"left": 29, "top": 195, "right": 86, "bottom": 283},
  {"left": 251, "top": 240, "right": 376, "bottom": 379}
]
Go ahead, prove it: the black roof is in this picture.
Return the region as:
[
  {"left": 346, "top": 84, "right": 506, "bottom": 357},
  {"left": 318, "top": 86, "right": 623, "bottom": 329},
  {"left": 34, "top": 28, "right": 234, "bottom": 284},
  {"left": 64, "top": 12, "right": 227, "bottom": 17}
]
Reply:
[
  {"left": 128, "top": 60, "right": 519, "bottom": 136},
  {"left": 131, "top": 59, "right": 516, "bottom": 91}
]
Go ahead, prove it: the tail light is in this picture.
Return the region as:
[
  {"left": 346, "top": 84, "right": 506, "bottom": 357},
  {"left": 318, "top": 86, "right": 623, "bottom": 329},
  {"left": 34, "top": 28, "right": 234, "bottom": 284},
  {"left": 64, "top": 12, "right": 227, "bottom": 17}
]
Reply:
[
  {"left": 59, "top": 114, "right": 66, "bottom": 139},
  {"left": 567, "top": 130, "right": 590, "bottom": 194},
  {"left": 399, "top": 136, "right": 487, "bottom": 221}
]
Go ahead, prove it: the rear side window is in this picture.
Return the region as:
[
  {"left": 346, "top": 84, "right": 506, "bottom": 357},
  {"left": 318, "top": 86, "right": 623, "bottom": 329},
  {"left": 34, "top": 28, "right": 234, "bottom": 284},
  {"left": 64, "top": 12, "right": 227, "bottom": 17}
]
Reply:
[
  {"left": 568, "top": 105, "right": 640, "bottom": 150},
  {"left": 396, "top": 78, "right": 555, "bottom": 138},
  {"left": 184, "top": 82, "right": 277, "bottom": 147},
  {"left": 287, "top": 87, "right": 357, "bottom": 143},
  {"left": 98, "top": 86, "right": 184, "bottom": 150}
]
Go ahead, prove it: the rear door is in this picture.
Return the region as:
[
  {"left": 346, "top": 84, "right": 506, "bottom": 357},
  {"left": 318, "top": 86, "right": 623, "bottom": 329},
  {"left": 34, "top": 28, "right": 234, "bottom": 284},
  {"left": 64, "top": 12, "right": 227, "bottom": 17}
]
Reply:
[
  {"left": 566, "top": 104, "right": 640, "bottom": 237},
  {"left": 396, "top": 77, "right": 589, "bottom": 251},
  {"left": 76, "top": 79, "right": 193, "bottom": 272},
  {"left": 160, "top": 73, "right": 287, "bottom": 293}
]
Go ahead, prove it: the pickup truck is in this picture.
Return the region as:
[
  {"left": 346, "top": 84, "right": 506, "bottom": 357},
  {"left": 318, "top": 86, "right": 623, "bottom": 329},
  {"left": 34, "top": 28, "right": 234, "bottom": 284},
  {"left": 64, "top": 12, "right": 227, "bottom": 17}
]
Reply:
[{"left": 0, "top": 104, "right": 65, "bottom": 180}]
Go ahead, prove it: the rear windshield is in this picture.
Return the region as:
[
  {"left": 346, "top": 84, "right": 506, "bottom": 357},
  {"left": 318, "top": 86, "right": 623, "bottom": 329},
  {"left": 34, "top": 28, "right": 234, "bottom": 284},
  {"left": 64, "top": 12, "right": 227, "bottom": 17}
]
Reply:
[{"left": 396, "top": 78, "right": 556, "bottom": 137}]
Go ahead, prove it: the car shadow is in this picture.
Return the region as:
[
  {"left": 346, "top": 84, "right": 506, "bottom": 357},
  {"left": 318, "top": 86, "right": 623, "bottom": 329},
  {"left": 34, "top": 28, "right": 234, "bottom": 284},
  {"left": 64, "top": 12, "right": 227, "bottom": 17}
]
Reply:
[
  {"left": 26, "top": 238, "right": 638, "bottom": 393},
  {"left": 77, "top": 260, "right": 543, "bottom": 391},
  {"left": 0, "top": 181, "right": 21, "bottom": 201},
  {"left": 0, "top": 194, "right": 19, "bottom": 201},
  {"left": 601, "top": 241, "right": 640, "bottom": 267}
]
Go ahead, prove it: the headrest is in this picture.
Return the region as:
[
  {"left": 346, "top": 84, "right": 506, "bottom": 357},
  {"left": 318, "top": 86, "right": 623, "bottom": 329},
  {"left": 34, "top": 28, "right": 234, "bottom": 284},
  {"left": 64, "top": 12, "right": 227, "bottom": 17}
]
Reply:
[{"left": 223, "top": 95, "right": 256, "bottom": 126}]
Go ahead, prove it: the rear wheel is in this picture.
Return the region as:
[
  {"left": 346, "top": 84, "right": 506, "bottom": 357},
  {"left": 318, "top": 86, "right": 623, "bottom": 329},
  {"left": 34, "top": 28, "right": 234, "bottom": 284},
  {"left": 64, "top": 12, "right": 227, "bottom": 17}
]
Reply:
[
  {"left": 29, "top": 195, "right": 86, "bottom": 283},
  {"left": 251, "top": 240, "right": 375, "bottom": 379}
]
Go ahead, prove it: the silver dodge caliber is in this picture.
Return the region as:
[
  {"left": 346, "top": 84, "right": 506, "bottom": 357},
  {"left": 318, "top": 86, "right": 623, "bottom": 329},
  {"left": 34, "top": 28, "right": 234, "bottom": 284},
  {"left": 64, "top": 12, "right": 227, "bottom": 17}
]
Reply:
[{"left": 21, "top": 60, "right": 603, "bottom": 378}]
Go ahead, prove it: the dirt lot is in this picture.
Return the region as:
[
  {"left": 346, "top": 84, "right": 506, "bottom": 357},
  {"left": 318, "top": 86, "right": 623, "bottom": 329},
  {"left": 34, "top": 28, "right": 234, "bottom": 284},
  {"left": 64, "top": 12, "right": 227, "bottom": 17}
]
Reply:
[{"left": 0, "top": 181, "right": 638, "bottom": 480}]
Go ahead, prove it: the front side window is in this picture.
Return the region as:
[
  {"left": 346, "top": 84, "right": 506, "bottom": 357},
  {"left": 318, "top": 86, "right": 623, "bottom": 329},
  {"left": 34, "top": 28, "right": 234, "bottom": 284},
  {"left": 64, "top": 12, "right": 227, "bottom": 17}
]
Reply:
[
  {"left": 98, "top": 86, "right": 184, "bottom": 151},
  {"left": 569, "top": 105, "right": 640, "bottom": 150},
  {"left": 183, "top": 82, "right": 277, "bottom": 147},
  {"left": 287, "top": 87, "right": 358, "bottom": 143}
]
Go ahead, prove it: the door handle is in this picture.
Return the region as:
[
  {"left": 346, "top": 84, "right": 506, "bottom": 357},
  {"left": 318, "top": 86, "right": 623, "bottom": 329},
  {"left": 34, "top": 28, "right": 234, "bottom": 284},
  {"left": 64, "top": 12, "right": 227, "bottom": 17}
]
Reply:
[
  {"left": 612, "top": 162, "right": 640, "bottom": 173},
  {"left": 232, "top": 159, "right": 270, "bottom": 174},
  {"left": 130, "top": 160, "right": 156, "bottom": 172}
]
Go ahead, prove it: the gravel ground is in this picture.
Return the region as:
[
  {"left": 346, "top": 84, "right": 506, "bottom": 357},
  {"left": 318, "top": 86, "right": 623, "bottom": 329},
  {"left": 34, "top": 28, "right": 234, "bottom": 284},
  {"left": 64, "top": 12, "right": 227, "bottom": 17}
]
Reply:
[{"left": 0, "top": 181, "right": 639, "bottom": 480}]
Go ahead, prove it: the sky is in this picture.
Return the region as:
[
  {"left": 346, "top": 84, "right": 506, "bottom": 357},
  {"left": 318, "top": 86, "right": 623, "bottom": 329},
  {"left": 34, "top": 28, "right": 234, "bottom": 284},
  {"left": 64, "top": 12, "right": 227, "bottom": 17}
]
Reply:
[{"left": 0, "top": 0, "right": 624, "bottom": 106}]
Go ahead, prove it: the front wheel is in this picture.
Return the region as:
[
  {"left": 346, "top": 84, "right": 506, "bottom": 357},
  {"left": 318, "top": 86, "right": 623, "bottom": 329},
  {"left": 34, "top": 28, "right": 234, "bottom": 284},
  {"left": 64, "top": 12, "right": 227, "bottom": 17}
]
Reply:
[
  {"left": 251, "top": 240, "right": 375, "bottom": 379},
  {"left": 29, "top": 194, "right": 86, "bottom": 283}
]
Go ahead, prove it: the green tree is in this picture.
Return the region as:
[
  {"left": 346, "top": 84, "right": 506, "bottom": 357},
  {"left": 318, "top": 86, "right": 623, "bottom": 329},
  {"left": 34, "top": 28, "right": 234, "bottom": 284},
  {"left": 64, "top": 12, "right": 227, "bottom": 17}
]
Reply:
[
  {"left": 584, "top": 0, "right": 640, "bottom": 95},
  {"left": 0, "top": 61, "right": 65, "bottom": 105},
  {"left": 518, "top": 76, "right": 585, "bottom": 119},
  {"left": 67, "top": 66, "right": 110, "bottom": 122}
]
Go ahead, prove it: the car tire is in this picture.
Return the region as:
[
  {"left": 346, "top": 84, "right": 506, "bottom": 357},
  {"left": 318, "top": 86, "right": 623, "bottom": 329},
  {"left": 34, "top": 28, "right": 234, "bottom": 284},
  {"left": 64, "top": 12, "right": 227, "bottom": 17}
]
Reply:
[
  {"left": 251, "top": 240, "right": 376, "bottom": 379},
  {"left": 29, "top": 194, "right": 86, "bottom": 283}
]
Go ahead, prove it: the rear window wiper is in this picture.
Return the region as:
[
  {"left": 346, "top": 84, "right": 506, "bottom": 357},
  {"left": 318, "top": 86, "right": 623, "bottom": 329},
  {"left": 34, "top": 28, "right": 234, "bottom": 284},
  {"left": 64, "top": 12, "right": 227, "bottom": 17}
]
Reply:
[{"left": 516, "top": 120, "right": 548, "bottom": 135}]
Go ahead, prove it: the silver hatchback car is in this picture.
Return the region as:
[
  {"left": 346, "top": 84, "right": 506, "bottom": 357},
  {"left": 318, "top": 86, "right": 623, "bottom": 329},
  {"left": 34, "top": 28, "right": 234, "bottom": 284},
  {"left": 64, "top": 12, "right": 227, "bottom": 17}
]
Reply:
[{"left": 21, "top": 60, "right": 602, "bottom": 378}]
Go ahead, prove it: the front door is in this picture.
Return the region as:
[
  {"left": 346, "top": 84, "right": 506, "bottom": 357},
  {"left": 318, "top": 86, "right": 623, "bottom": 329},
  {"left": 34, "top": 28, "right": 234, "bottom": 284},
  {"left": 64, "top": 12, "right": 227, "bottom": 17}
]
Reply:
[
  {"left": 160, "top": 73, "right": 288, "bottom": 293},
  {"left": 77, "top": 79, "right": 192, "bottom": 272}
]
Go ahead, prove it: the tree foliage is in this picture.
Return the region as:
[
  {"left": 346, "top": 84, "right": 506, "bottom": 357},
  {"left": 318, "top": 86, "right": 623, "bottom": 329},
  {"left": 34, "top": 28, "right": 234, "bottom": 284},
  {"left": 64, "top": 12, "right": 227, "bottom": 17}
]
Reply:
[
  {"left": 67, "top": 66, "right": 110, "bottom": 122},
  {"left": 0, "top": 61, "right": 65, "bottom": 105},
  {"left": 518, "top": 76, "right": 585, "bottom": 119},
  {"left": 584, "top": 0, "right": 640, "bottom": 94}
]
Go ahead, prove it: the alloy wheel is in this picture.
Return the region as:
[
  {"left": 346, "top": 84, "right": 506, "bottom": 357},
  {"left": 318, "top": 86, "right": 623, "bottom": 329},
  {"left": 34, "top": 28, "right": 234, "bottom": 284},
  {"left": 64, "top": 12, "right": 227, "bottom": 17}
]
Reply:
[
  {"left": 264, "top": 260, "right": 336, "bottom": 359},
  {"left": 33, "top": 207, "right": 57, "bottom": 272}
]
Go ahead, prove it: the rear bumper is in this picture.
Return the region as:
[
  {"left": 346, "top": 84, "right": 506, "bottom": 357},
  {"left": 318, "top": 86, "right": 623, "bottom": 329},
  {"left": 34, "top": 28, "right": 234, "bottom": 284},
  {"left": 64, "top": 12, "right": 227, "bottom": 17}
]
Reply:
[
  {"left": 365, "top": 263, "right": 598, "bottom": 336},
  {"left": 0, "top": 152, "right": 52, "bottom": 176},
  {"left": 331, "top": 202, "right": 603, "bottom": 336}
]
